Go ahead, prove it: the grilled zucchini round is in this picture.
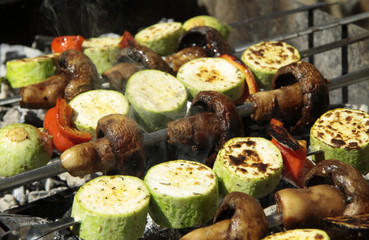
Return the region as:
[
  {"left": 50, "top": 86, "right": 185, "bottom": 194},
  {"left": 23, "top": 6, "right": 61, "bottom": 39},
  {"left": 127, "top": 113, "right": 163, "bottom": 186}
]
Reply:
[
  {"left": 262, "top": 229, "right": 330, "bottom": 240},
  {"left": 213, "top": 137, "right": 283, "bottom": 198},
  {"left": 310, "top": 108, "right": 369, "bottom": 173},
  {"left": 241, "top": 41, "right": 300, "bottom": 90},
  {"left": 144, "top": 160, "right": 219, "bottom": 229},
  {"left": 71, "top": 175, "right": 150, "bottom": 240}
]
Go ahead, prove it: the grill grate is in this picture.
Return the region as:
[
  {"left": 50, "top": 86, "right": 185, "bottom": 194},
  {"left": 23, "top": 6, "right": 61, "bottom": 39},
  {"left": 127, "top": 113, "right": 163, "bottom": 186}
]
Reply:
[{"left": 0, "top": 0, "right": 369, "bottom": 239}]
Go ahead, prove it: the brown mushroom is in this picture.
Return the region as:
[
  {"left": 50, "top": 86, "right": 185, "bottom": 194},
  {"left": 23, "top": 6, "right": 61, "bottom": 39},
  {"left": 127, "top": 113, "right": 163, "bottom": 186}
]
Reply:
[
  {"left": 177, "top": 26, "right": 232, "bottom": 57},
  {"left": 60, "top": 114, "right": 145, "bottom": 177},
  {"left": 59, "top": 49, "right": 101, "bottom": 101},
  {"left": 180, "top": 191, "right": 268, "bottom": 240},
  {"left": 165, "top": 46, "right": 209, "bottom": 74},
  {"left": 167, "top": 91, "right": 244, "bottom": 167},
  {"left": 114, "top": 44, "right": 173, "bottom": 74},
  {"left": 275, "top": 184, "right": 346, "bottom": 230},
  {"left": 304, "top": 159, "right": 369, "bottom": 216},
  {"left": 271, "top": 61, "right": 330, "bottom": 134}
]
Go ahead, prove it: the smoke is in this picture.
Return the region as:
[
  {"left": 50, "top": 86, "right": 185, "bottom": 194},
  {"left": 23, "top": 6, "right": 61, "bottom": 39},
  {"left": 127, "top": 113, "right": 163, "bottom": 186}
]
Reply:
[{"left": 40, "top": 0, "right": 124, "bottom": 38}]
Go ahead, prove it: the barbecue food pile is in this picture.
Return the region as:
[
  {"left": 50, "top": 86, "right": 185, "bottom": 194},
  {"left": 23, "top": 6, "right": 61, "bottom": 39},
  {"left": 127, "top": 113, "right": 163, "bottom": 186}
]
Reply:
[{"left": 0, "top": 12, "right": 368, "bottom": 240}]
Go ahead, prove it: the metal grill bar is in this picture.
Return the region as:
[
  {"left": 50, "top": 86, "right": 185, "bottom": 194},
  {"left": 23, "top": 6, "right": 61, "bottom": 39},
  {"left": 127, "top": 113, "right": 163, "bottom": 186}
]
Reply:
[{"left": 233, "top": 11, "right": 369, "bottom": 53}]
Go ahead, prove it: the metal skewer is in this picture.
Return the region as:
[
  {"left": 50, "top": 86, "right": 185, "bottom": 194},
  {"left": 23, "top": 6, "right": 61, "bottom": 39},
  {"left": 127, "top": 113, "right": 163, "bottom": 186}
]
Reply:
[{"left": 1, "top": 68, "right": 369, "bottom": 192}]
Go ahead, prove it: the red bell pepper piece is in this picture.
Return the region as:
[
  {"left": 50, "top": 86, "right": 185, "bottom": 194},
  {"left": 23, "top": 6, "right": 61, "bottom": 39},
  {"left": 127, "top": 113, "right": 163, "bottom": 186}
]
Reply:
[
  {"left": 268, "top": 118, "right": 307, "bottom": 188},
  {"left": 43, "top": 98, "right": 92, "bottom": 152},
  {"left": 51, "top": 35, "right": 85, "bottom": 53},
  {"left": 218, "top": 54, "right": 259, "bottom": 104},
  {"left": 119, "top": 31, "right": 136, "bottom": 49}
]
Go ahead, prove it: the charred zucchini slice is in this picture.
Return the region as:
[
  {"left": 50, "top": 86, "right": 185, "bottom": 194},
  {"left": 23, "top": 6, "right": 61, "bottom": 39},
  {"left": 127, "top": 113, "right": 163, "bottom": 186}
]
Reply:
[
  {"left": 144, "top": 160, "right": 219, "bottom": 229},
  {"left": 6, "top": 53, "right": 58, "bottom": 88},
  {"left": 176, "top": 57, "right": 245, "bottom": 101},
  {"left": 310, "top": 108, "right": 369, "bottom": 173},
  {"left": 0, "top": 123, "right": 52, "bottom": 177},
  {"left": 183, "top": 15, "right": 231, "bottom": 40},
  {"left": 71, "top": 175, "right": 150, "bottom": 240},
  {"left": 82, "top": 37, "right": 121, "bottom": 75},
  {"left": 213, "top": 137, "right": 283, "bottom": 198},
  {"left": 135, "top": 22, "right": 184, "bottom": 56},
  {"left": 125, "top": 69, "right": 187, "bottom": 132},
  {"left": 262, "top": 229, "right": 330, "bottom": 240},
  {"left": 241, "top": 41, "right": 300, "bottom": 90},
  {"left": 69, "top": 89, "right": 130, "bottom": 138}
]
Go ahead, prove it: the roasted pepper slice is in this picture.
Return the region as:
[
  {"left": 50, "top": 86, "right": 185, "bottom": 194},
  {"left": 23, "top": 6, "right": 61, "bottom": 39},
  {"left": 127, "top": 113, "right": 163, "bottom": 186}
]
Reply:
[
  {"left": 51, "top": 35, "right": 85, "bottom": 53},
  {"left": 218, "top": 54, "right": 258, "bottom": 104},
  {"left": 44, "top": 98, "right": 92, "bottom": 152},
  {"left": 267, "top": 118, "right": 307, "bottom": 187},
  {"left": 119, "top": 31, "right": 136, "bottom": 49}
]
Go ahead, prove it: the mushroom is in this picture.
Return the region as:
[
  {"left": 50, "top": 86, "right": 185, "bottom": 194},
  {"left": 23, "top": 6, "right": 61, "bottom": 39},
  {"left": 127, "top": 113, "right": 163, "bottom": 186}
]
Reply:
[
  {"left": 19, "top": 49, "right": 100, "bottom": 109},
  {"left": 177, "top": 26, "right": 233, "bottom": 57},
  {"left": 246, "top": 61, "right": 329, "bottom": 134},
  {"left": 60, "top": 114, "right": 145, "bottom": 177},
  {"left": 304, "top": 159, "right": 369, "bottom": 216},
  {"left": 165, "top": 46, "right": 209, "bottom": 74},
  {"left": 180, "top": 191, "right": 268, "bottom": 240},
  {"left": 58, "top": 49, "right": 101, "bottom": 101},
  {"left": 167, "top": 91, "right": 244, "bottom": 167},
  {"left": 274, "top": 184, "right": 346, "bottom": 230},
  {"left": 114, "top": 44, "right": 173, "bottom": 74},
  {"left": 271, "top": 61, "right": 330, "bottom": 134}
]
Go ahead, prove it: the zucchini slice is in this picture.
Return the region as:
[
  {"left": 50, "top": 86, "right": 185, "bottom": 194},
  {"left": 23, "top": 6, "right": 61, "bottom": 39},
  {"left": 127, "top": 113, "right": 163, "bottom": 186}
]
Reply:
[
  {"left": 6, "top": 53, "right": 58, "bottom": 88},
  {"left": 241, "top": 41, "right": 300, "bottom": 90},
  {"left": 176, "top": 57, "right": 245, "bottom": 101},
  {"left": 144, "top": 160, "right": 219, "bottom": 229},
  {"left": 213, "top": 137, "right": 283, "bottom": 198},
  {"left": 183, "top": 15, "right": 231, "bottom": 40},
  {"left": 0, "top": 123, "right": 52, "bottom": 177},
  {"left": 310, "top": 108, "right": 369, "bottom": 173},
  {"left": 262, "top": 229, "right": 330, "bottom": 240},
  {"left": 69, "top": 89, "right": 130, "bottom": 138},
  {"left": 82, "top": 37, "right": 121, "bottom": 75},
  {"left": 135, "top": 22, "right": 184, "bottom": 56},
  {"left": 125, "top": 69, "right": 187, "bottom": 132},
  {"left": 71, "top": 175, "right": 150, "bottom": 240}
]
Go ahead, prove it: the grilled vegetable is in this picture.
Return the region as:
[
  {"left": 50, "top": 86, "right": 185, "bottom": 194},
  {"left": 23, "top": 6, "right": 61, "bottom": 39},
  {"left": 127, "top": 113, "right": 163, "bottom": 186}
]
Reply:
[
  {"left": 241, "top": 41, "right": 300, "bottom": 89},
  {"left": 69, "top": 89, "right": 130, "bottom": 138},
  {"left": 322, "top": 214, "right": 369, "bottom": 240},
  {"left": 267, "top": 118, "right": 309, "bottom": 187},
  {"left": 262, "top": 229, "right": 330, "bottom": 240},
  {"left": 176, "top": 57, "right": 245, "bottom": 101},
  {"left": 51, "top": 35, "right": 85, "bottom": 53},
  {"left": 183, "top": 15, "right": 231, "bottom": 40},
  {"left": 213, "top": 137, "right": 283, "bottom": 198},
  {"left": 6, "top": 53, "right": 58, "bottom": 88},
  {"left": 82, "top": 37, "right": 121, "bottom": 74},
  {"left": 309, "top": 108, "right": 369, "bottom": 173},
  {"left": 71, "top": 175, "right": 150, "bottom": 240},
  {"left": 181, "top": 191, "right": 268, "bottom": 240},
  {"left": 44, "top": 98, "right": 92, "bottom": 152},
  {"left": 0, "top": 123, "right": 52, "bottom": 177},
  {"left": 125, "top": 69, "right": 187, "bottom": 132},
  {"left": 144, "top": 160, "right": 219, "bottom": 229},
  {"left": 135, "top": 22, "right": 184, "bottom": 56}
]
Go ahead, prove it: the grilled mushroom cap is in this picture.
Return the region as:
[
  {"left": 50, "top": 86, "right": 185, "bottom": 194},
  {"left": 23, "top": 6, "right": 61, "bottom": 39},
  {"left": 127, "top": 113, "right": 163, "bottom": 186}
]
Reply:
[
  {"left": 177, "top": 26, "right": 232, "bottom": 57},
  {"left": 213, "top": 191, "right": 268, "bottom": 240},
  {"left": 189, "top": 91, "right": 244, "bottom": 167},
  {"left": 96, "top": 114, "right": 145, "bottom": 177},
  {"left": 271, "top": 61, "right": 329, "bottom": 134},
  {"left": 59, "top": 49, "right": 101, "bottom": 101},
  {"left": 114, "top": 44, "right": 173, "bottom": 74},
  {"left": 304, "top": 159, "right": 369, "bottom": 216}
]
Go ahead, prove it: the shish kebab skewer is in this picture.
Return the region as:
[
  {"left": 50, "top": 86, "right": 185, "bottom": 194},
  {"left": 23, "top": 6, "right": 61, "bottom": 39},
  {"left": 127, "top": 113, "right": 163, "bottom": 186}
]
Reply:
[
  {"left": 2, "top": 11, "right": 369, "bottom": 107},
  {"left": 1, "top": 63, "right": 369, "bottom": 192}
]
